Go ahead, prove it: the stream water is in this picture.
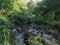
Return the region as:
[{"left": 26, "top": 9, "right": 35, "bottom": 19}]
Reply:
[
  {"left": 15, "top": 33, "right": 24, "bottom": 45},
  {"left": 10, "top": 24, "right": 60, "bottom": 45}
]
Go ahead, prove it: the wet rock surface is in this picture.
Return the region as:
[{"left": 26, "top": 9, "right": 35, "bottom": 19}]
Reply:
[{"left": 10, "top": 24, "right": 60, "bottom": 45}]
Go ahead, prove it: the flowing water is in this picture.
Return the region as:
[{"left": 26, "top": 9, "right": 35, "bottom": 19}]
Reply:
[
  {"left": 11, "top": 24, "right": 60, "bottom": 45},
  {"left": 15, "top": 33, "right": 25, "bottom": 45}
]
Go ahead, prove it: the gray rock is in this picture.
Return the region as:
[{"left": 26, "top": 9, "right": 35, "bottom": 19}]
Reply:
[
  {"left": 43, "top": 34, "right": 52, "bottom": 40},
  {"left": 27, "top": 29, "right": 38, "bottom": 35}
]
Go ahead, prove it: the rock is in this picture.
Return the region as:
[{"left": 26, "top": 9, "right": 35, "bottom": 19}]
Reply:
[
  {"left": 17, "top": 27, "right": 22, "bottom": 33},
  {"left": 43, "top": 33, "right": 52, "bottom": 40},
  {"left": 27, "top": 29, "right": 38, "bottom": 35}
]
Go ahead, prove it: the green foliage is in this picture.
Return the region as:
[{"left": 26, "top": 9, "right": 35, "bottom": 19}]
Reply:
[
  {"left": 3, "top": 28, "right": 10, "bottom": 45},
  {"left": 0, "top": 0, "right": 60, "bottom": 45},
  {"left": 0, "top": 28, "right": 10, "bottom": 45},
  {"left": 27, "top": 34, "right": 43, "bottom": 45},
  {"left": 46, "top": 11, "right": 56, "bottom": 25},
  {"left": 0, "top": 16, "right": 10, "bottom": 45}
]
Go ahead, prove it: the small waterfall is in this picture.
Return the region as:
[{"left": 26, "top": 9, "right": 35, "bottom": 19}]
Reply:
[
  {"left": 15, "top": 33, "right": 25, "bottom": 45},
  {"left": 10, "top": 24, "right": 60, "bottom": 45},
  {"left": 11, "top": 28, "right": 25, "bottom": 45}
]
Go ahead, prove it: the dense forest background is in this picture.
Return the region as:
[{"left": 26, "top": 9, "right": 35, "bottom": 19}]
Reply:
[{"left": 0, "top": 0, "right": 60, "bottom": 45}]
